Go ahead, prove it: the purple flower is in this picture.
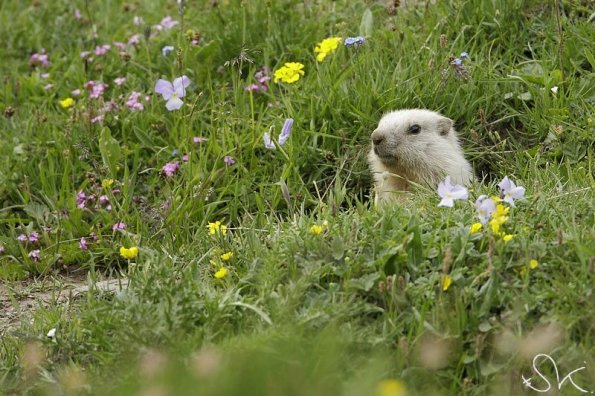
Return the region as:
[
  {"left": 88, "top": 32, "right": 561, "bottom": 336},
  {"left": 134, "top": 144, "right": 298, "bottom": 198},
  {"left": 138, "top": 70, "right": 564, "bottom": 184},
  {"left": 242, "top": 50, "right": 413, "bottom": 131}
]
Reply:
[
  {"left": 155, "top": 76, "right": 191, "bottom": 111},
  {"left": 498, "top": 176, "right": 525, "bottom": 207},
  {"left": 28, "top": 250, "right": 41, "bottom": 262},
  {"left": 126, "top": 91, "right": 144, "bottom": 111},
  {"left": 74, "top": 9, "right": 82, "bottom": 20},
  {"left": 263, "top": 118, "right": 293, "bottom": 150},
  {"left": 28, "top": 232, "right": 39, "bottom": 243},
  {"left": 162, "top": 45, "right": 175, "bottom": 56},
  {"left": 344, "top": 36, "right": 366, "bottom": 47},
  {"left": 192, "top": 136, "right": 208, "bottom": 144},
  {"left": 76, "top": 191, "right": 87, "bottom": 208},
  {"left": 223, "top": 156, "right": 236, "bottom": 166},
  {"left": 162, "top": 161, "right": 180, "bottom": 177},
  {"left": 113, "top": 42, "right": 126, "bottom": 51},
  {"left": 29, "top": 49, "right": 50, "bottom": 68},
  {"left": 90, "top": 232, "right": 98, "bottom": 241},
  {"left": 79, "top": 237, "right": 89, "bottom": 251},
  {"left": 475, "top": 195, "right": 496, "bottom": 224},
  {"left": 17, "top": 234, "right": 28, "bottom": 242},
  {"left": 437, "top": 176, "right": 469, "bottom": 207},
  {"left": 114, "top": 77, "right": 126, "bottom": 86},
  {"left": 182, "top": 154, "right": 189, "bottom": 162},
  {"left": 159, "top": 16, "right": 179, "bottom": 29},
  {"left": 112, "top": 222, "right": 126, "bottom": 231},
  {"left": 98, "top": 195, "right": 109, "bottom": 206},
  {"left": 94, "top": 44, "right": 111, "bottom": 56}
]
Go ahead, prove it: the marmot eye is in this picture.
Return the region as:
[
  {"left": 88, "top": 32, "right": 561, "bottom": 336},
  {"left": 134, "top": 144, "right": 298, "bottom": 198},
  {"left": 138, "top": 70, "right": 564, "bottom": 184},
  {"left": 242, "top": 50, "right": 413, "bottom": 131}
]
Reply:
[{"left": 408, "top": 124, "right": 421, "bottom": 134}]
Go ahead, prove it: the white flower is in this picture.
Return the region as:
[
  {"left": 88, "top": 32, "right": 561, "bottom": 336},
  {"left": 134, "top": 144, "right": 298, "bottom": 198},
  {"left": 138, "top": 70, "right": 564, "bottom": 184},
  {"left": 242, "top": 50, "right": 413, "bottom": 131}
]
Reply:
[
  {"left": 437, "top": 176, "right": 468, "bottom": 207},
  {"left": 498, "top": 176, "right": 525, "bottom": 207},
  {"left": 475, "top": 195, "right": 496, "bottom": 224},
  {"left": 154, "top": 76, "right": 191, "bottom": 111},
  {"left": 47, "top": 328, "right": 56, "bottom": 338},
  {"left": 551, "top": 86, "right": 559, "bottom": 94}
]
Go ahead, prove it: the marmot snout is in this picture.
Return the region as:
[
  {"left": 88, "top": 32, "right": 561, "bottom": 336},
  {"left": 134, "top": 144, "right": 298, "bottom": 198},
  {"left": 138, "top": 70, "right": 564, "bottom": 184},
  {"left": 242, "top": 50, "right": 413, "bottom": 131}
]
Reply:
[{"left": 368, "top": 109, "right": 473, "bottom": 202}]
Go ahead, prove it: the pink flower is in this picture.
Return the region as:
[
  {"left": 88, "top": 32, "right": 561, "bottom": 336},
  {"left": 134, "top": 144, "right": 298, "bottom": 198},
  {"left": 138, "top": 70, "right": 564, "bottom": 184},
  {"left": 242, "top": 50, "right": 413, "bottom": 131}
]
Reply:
[
  {"left": 182, "top": 154, "right": 189, "bottom": 162},
  {"left": 192, "top": 136, "right": 208, "bottom": 144},
  {"left": 0, "top": 244, "right": 5, "bottom": 254},
  {"left": 159, "top": 16, "right": 179, "bottom": 29},
  {"left": 76, "top": 191, "right": 87, "bottom": 208},
  {"left": 126, "top": 91, "right": 144, "bottom": 111},
  {"left": 114, "top": 77, "right": 126, "bottom": 86},
  {"left": 113, "top": 42, "right": 126, "bottom": 51},
  {"left": 29, "top": 49, "right": 50, "bottom": 68},
  {"left": 43, "top": 84, "right": 54, "bottom": 90},
  {"left": 128, "top": 34, "right": 141, "bottom": 46},
  {"left": 498, "top": 176, "right": 525, "bottom": 207},
  {"left": 28, "top": 232, "right": 40, "bottom": 243},
  {"left": 98, "top": 195, "right": 109, "bottom": 206},
  {"left": 71, "top": 89, "right": 82, "bottom": 96},
  {"left": 437, "top": 176, "right": 468, "bottom": 207},
  {"left": 246, "top": 67, "right": 270, "bottom": 92},
  {"left": 91, "top": 115, "right": 104, "bottom": 123},
  {"left": 161, "top": 161, "right": 180, "bottom": 177},
  {"left": 28, "top": 250, "right": 41, "bottom": 262},
  {"left": 74, "top": 9, "right": 82, "bottom": 20},
  {"left": 79, "top": 237, "right": 88, "bottom": 250},
  {"left": 85, "top": 81, "right": 108, "bottom": 99},
  {"left": 80, "top": 51, "right": 92, "bottom": 61},
  {"left": 17, "top": 234, "right": 28, "bottom": 242},
  {"left": 224, "top": 156, "right": 236, "bottom": 166},
  {"left": 155, "top": 76, "right": 191, "bottom": 111},
  {"left": 112, "top": 222, "right": 126, "bottom": 231},
  {"left": 102, "top": 100, "right": 119, "bottom": 113},
  {"left": 95, "top": 44, "right": 111, "bottom": 56}
]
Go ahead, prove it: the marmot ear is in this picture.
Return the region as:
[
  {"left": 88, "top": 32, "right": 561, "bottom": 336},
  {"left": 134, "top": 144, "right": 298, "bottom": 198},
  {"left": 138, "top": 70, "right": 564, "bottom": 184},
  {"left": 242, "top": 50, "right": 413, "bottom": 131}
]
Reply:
[{"left": 437, "top": 116, "right": 453, "bottom": 136}]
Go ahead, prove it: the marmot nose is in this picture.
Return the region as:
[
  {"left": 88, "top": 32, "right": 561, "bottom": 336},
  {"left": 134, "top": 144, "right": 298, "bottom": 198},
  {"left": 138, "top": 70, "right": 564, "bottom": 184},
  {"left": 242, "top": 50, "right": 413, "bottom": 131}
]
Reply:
[{"left": 371, "top": 131, "right": 385, "bottom": 146}]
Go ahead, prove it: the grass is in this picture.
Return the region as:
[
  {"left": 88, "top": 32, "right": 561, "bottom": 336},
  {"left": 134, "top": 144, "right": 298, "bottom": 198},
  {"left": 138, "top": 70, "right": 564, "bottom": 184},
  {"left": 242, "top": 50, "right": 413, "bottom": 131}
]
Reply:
[{"left": 0, "top": 0, "right": 593, "bottom": 394}]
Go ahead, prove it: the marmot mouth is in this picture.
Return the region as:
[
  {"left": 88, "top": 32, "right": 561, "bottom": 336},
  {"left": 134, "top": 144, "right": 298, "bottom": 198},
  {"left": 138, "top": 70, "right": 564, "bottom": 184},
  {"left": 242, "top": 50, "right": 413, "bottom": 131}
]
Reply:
[{"left": 374, "top": 147, "right": 397, "bottom": 163}]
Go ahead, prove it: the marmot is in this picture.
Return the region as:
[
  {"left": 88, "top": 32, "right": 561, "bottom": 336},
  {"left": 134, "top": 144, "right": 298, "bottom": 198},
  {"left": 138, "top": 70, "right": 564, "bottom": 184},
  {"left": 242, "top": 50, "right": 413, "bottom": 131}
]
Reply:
[{"left": 368, "top": 109, "right": 473, "bottom": 203}]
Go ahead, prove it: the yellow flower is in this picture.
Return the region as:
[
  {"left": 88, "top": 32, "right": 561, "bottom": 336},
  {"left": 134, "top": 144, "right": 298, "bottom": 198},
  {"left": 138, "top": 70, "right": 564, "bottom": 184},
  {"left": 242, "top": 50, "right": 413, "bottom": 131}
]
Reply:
[
  {"left": 470, "top": 223, "right": 482, "bottom": 234},
  {"left": 207, "top": 221, "right": 228, "bottom": 236},
  {"left": 519, "top": 267, "right": 527, "bottom": 276},
  {"left": 220, "top": 252, "right": 234, "bottom": 261},
  {"left": 273, "top": 62, "right": 305, "bottom": 84},
  {"left": 59, "top": 97, "right": 75, "bottom": 109},
  {"left": 119, "top": 246, "right": 139, "bottom": 259},
  {"left": 101, "top": 179, "right": 114, "bottom": 188},
  {"left": 314, "top": 37, "right": 342, "bottom": 62},
  {"left": 377, "top": 379, "right": 406, "bottom": 396},
  {"left": 490, "top": 195, "right": 502, "bottom": 203},
  {"left": 493, "top": 204, "right": 509, "bottom": 219},
  {"left": 529, "top": 259, "right": 538, "bottom": 269},
  {"left": 214, "top": 267, "right": 228, "bottom": 279},
  {"left": 441, "top": 274, "right": 453, "bottom": 291},
  {"left": 309, "top": 224, "right": 324, "bottom": 235},
  {"left": 503, "top": 234, "right": 514, "bottom": 242}
]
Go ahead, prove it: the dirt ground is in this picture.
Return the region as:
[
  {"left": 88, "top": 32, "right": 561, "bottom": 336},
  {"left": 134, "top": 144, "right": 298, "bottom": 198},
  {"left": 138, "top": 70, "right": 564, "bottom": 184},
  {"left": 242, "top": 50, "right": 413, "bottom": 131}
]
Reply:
[{"left": 0, "top": 275, "right": 127, "bottom": 336}]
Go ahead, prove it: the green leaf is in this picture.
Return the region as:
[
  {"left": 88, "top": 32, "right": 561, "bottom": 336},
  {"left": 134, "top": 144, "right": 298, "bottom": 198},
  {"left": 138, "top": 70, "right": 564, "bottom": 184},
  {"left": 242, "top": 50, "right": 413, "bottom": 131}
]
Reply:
[
  {"left": 98, "top": 127, "right": 122, "bottom": 177},
  {"left": 359, "top": 8, "right": 373, "bottom": 37}
]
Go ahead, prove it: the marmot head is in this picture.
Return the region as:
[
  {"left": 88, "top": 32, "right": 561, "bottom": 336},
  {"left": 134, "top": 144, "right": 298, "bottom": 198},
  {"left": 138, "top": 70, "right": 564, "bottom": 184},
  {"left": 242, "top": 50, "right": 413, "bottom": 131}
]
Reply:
[{"left": 370, "top": 109, "right": 455, "bottom": 165}]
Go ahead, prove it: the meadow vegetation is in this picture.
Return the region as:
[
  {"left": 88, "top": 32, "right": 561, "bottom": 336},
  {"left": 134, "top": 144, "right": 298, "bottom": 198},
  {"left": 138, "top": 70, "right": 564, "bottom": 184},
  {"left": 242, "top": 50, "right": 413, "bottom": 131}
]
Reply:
[{"left": 0, "top": 0, "right": 593, "bottom": 394}]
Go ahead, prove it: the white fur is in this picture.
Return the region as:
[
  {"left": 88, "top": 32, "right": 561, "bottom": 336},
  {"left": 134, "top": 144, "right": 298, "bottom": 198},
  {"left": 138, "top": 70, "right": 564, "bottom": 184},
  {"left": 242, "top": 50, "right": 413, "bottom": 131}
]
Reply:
[{"left": 368, "top": 109, "right": 473, "bottom": 203}]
